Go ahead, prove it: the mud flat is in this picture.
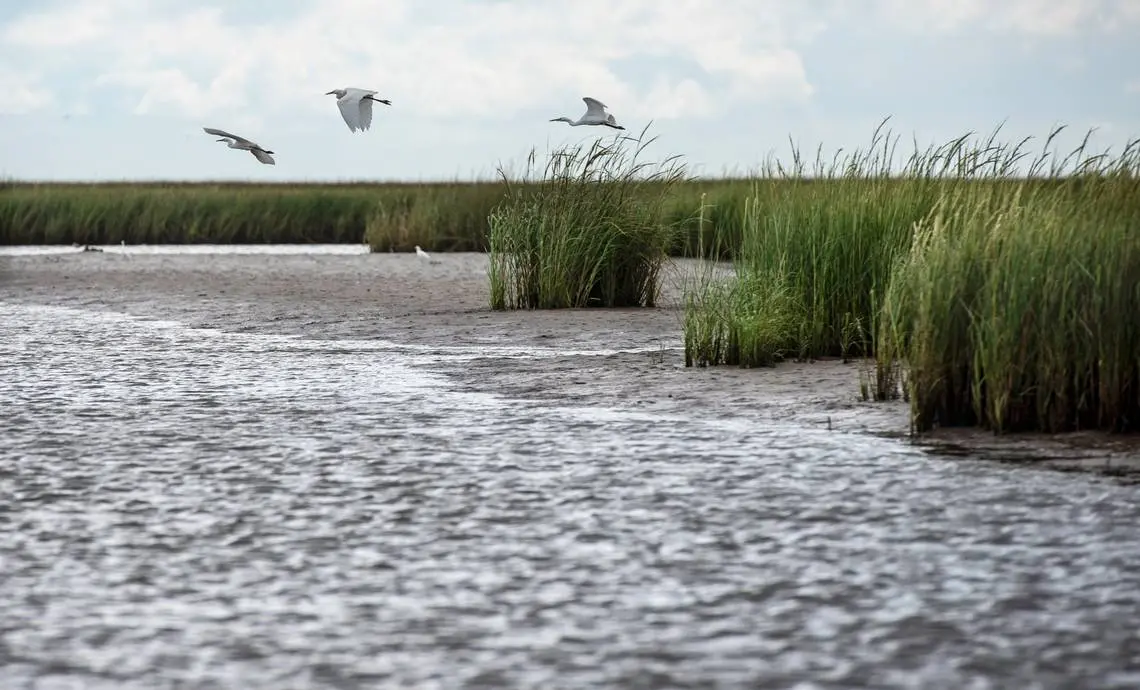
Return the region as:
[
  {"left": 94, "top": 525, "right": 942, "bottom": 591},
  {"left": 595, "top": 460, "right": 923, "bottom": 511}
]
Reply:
[{"left": 2, "top": 245, "right": 1137, "bottom": 481}]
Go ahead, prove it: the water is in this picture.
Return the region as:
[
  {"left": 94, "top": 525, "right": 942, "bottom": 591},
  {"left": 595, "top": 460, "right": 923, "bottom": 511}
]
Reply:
[{"left": 2, "top": 301, "right": 1139, "bottom": 689}]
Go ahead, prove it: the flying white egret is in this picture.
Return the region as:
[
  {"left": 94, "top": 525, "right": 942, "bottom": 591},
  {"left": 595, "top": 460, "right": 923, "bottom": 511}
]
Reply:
[
  {"left": 203, "top": 127, "right": 276, "bottom": 165},
  {"left": 326, "top": 87, "right": 392, "bottom": 132},
  {"left": 550, "top": 97, "right": 625, "bottom": 130},
  {"left": 414, "top": 245, "right": 431, "bottom": 259}
]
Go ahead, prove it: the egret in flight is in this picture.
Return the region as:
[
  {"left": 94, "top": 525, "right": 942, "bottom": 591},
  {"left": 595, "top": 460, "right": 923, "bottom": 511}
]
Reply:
[
  {"left": 550, "top": 97, "right": 625, "bottom": 130},
  {"left": 326, "top": 87, "right": 392, "bottom": 132},
  {"left": 202, "top": 127, "right": 276, "bottom": 165}
]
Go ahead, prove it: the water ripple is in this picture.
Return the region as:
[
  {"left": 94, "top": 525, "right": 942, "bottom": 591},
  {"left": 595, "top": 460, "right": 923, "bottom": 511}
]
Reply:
[{"left": 2, "top": 302, "right": 1139, "bottom": 689}]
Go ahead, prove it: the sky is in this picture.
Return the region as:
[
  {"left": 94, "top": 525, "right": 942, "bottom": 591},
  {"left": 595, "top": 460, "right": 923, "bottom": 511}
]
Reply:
[{"left": 0, "top": 0, "right": 1137, "bottom": 182}]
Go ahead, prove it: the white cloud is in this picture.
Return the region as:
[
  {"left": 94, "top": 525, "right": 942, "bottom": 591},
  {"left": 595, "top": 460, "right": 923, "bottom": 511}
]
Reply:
[
  {"left": 0, "top": 68, "right": 51, "bottom": 114},
  {"left": 0, "top": 0, "right": 817, "bottom": 125},
  {"left": 870, "top": 0, "right": 1140, "bottom": 35},
  {"left": 24, "top": 0, "right": 1133, "bottom": 128},
  {"left": 1, "top": 0, "right": 124, "bottom": 48},
  {"left": 1, "top": 0, "right": 1136, "bottom": 182},
  {"left": 93, "top": 67, "right": 248, "bottom": 119}
]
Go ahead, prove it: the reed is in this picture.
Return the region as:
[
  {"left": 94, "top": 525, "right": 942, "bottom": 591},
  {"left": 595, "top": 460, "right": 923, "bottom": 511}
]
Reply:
[
  {"left": 682, "top": 194, "right": 803, "bottom": 367},
  {"left": 683, "top": 121, "right": 1117, "bottom": 366},
  {"left": 487, "top": 127, "right": 689, "bottom": 309},
  {"left": 683, "top": 119, "right": 961, "bottom": 367},
  {"left": 877, "top": 136, "right": 1140, "bottom": 433},
  {"left": 683, "top": 119, "right": 1140, "bottom": 434}
]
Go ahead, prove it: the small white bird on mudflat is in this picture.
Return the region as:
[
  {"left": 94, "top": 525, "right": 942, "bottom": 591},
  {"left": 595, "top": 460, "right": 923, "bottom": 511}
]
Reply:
[
  {"left": 550, "top": 97, "right": 625, "bottom": 130},
  {"left": 203, "top": 127, "right": 276, "bottom": 165},
  {"left": 326, "top": 87, "right": 392, "bottom": 132},
  {"left": 415, "top": 245, "right": 431, "bottom": 259}
]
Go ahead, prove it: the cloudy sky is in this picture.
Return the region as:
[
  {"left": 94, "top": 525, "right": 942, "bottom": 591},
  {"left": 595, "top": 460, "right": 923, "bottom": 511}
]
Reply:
[{"left": 0, "top": 0, "right": 1137, "bottom": 182}]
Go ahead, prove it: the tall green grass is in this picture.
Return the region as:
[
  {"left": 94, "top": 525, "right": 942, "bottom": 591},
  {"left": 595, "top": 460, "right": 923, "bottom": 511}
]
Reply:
[
  {"left": 684, "top": 120, "right": 1140, "bottom": 434},
  {"left": 487, "top": 128, "right": 689, "bottom": 309},
  {"left": 877, "top": 141, "right": 1140, "bottom": 433},
  {"left": 684, "top": 119, "right": 986, "bottom": 366}
]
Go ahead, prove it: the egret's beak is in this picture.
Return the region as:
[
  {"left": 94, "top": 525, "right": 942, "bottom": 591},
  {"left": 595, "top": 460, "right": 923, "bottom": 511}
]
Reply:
[
  {"left": 325, "top": 90, "right": 336, "bottom": 95},
  {"left": 216, "top": 138, "right": 227, "bottom": 142}
]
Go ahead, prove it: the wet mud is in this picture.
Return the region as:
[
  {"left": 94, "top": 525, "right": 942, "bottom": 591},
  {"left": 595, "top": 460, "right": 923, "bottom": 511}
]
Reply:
[{"left": 2, "top": 246, "right": 1138, "bottom": 481}]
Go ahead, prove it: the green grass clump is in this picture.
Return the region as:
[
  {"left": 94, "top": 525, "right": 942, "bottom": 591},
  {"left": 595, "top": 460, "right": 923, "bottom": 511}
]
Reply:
[
  {"left": 683, "top": 196, "right": 803, "bottom": 367},
  {"left": 682, "top": 120, "right": 1133, "bottom": 369},
  {"left": 683, "top": 117, "right": 1140, "bottom": 435},
  {"left": 487, "top": 127, "right": 688, "bottom": 309},
  {"left": 877, "top": 141, "right": 1140, "bottom": 433},
  {"left": 684, "top": 119, "right": 981, "bottom": 367}
]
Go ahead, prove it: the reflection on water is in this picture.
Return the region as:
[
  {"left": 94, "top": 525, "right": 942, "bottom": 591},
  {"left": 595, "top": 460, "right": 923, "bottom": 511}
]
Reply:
[{"left": 2, "top": 302, "right": 1139, "bottom": 689}]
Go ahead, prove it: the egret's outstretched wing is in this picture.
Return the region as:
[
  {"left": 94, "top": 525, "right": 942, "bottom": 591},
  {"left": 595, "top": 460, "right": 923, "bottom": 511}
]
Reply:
[
  {"left": 203, "top": 127, "right": 251, "bottom": 145},
  {"left": 336, "top": 97, "right": 361, "bottom": 132},
  {"left": 582, "top": 97, "right": 607, "bottom": 118},
  {"left": 250, "top": 148, "right": 276, "bottom": 165},
  {"left": 358, "top": 99, "right": 374, "bottom": 131}
]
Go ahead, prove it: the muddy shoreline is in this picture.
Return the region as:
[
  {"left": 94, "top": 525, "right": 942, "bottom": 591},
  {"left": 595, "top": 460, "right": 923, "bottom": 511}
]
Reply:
[{"left": 3, "top": 247, "right": 1138, "bottom": 481}]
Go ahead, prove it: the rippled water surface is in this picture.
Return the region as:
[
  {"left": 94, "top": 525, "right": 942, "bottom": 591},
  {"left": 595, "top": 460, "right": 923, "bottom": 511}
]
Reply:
[{"left": 3, "top": 300, "right": 1140, "bottom": 689}]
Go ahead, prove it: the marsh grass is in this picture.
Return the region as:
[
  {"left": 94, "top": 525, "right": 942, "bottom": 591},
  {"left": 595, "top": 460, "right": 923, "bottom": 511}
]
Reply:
[
  {"left": 363, "top": 182, "right": 506, "bottom": 252},
  {"left": 683, "top": 194, "right": 803, "bottom": 367},
  {"left": 877, "top": 139, "right": 1140, "bottom": 433},
  {"left": 684, "top": 121, "right": 1128, "bottom": 365},
  {"left": 684, "top": 119, "right": 964, "bottom": 367},
  {"left": 684, "top": 119, "right": 1140, "bottom": 434},
  {"left": 0, "top": 181, "right": 502, "bottom": 251},
  {"left": 0, "top": 183, "right": 374, "bottom": 245},
  {"left": 487, "top": 127, "right": 689, "bottom": 310},
  {"left": 2, "top": 177, "right": 768, "bottom": 257}
]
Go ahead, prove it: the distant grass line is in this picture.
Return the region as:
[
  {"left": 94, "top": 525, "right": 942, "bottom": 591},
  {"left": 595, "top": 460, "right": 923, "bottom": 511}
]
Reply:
[
  {"left": 1, "top": 174, "right": 1101, "bottom": 259},
  {"left": 0, "top": 176, "right": 873, "bottom": 258},
  {"left": 0, "top": 181, "right": 500, "bottom": 250}
]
